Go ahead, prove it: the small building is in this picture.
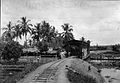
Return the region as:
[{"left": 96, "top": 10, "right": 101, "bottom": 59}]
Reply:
[{"left": 63, "top": 40, "right": 90, "bottom": 59}]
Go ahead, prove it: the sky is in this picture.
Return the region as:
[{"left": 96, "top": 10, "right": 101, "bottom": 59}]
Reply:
[{"left": 1, "top": 0, "right": 120, "bottom": 45}]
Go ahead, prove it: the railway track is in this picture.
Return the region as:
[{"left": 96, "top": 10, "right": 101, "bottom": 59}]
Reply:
[{"left": 31, "top": 58, "right": 66, "bottom": 83}]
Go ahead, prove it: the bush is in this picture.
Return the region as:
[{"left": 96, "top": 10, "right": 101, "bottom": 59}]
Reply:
[
  {"left": 1, "top": 41, "right": 23, "bottom": 62},
  {"left": 36, "top": 41, "right": 48, "bottom": 52},
  {"left": 67, "top": 69, "right": 97, "bottom": 83}
]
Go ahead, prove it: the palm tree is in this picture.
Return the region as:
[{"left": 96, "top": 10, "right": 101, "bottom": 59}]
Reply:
[
  {"left": 47, "top": 26, "right": 58, "bottom": 47},
  {"left": 32, "top": 23, "right": 42, "bottom": 42},
  {"left": 61, "top": 23, "right": 74, "bottom": 44},
  {"left": 41, "top": 21, "right": 51, "bottom": 40},
  {"left": 13, "top": 24, "right": 22, "bottom": 42},
  {"left": 47, "top": 26, "right": 55, "bottom": 42},
  {"left": 81, "top": 37, "right": 85, "bottom": 41},
  {"left": 2, "top": 21, "right": 15, "bottom": 41},
  {"left": 40, "top": 21, "right": 52, "bottom": 44},
  {"left": 54, "top": 32, "right": 64, "bottom": 48},
  {"left": 41, "top": 21, "right": 58, "bottom": 47},
  {"left": 18, "top": 17, "right": 32, "bottom": 42}
]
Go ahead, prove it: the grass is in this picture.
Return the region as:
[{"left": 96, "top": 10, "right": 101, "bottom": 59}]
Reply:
[
  {"left": 0, "top": 57, "right": 57, "bottom": 83},
  {"left": 66, "top": 59, "right": 106, "bottom": 83},
  {"left": 90, "top": 61, "right": 120, "bottom": 69},
  {"left": 2, "top": 62, "right": 41, "bottom": 83},
  {"left": 67, "top": 69, "right": 97, "bottom": 83}
]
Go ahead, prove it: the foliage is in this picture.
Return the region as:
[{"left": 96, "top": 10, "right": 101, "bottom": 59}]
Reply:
[
  {"left": 32, "top": 21, "right": 58, "bottom": 50},
  {"left": 36, "top": 41, "right": 48, "bottom": 52},
  {"left": 67, "top": 69, "right": 97, "bottom": 83},
  {"left": 0, "top": 58, "right": 56, "bottom": 83},
  {"left": 2, "top": 17, "right": 76, "bottom": 50},
  {"left": 18, "top": 17, "right": 32, "bottom": 41},
  {"left": 2, "top": 21, "right": 15, "bottom": 41},
  {"left": 13, "top": 24, "right": 22, "bottom": 41},
  {"left": 1, "top": 41, "right": 23, "bottom": 62},
  {"left": 32, "top": 23, "right": 42, "bottom": 42},
  {"left": 61, "top": 23, "right": 74, "bottom": 44},
  {"left": 40, "top": 21, "right": 57, "bottom": 44},
  {"left": 112, "top": 44, "right": 120, "bottom": 52}
]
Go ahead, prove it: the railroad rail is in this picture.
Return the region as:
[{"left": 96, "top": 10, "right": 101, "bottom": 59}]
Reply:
[{"left": 31, "top": 58, "right": 66, "bottom": 83}]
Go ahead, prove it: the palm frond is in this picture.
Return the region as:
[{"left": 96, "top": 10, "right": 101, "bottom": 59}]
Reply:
[{"left": 68, "top": 28, "right": 73, "bottom": 32}]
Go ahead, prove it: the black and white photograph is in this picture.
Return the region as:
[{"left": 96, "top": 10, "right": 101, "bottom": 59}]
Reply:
[{"left": 1, "top": 0, "right": 120, "bottom": 83}]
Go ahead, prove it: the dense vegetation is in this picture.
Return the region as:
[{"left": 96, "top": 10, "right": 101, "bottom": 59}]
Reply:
[
  {"left": 1, "top": 41, "right": 23, "bottom": 63},
  {"left": 67, "top": 69, "right": 97, "bottom": 83},
  {"left": 2, "top": 17, "right": 75, "bottom": 51},
  {"left": 112, "top": 44, "right": 120, "bottom": 52},
  {"left": 0, "top": 57, "right": 56, "bottom": 83}
]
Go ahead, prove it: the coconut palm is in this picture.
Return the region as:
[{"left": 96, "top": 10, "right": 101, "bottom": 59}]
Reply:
[
  {"left": 47, "top": 26, "right": 56, "bottom": 42},
  {"left": 18, "top": 17, "right": 32, "bottom": 42},
  {"left": 41, "top": 21, "right": 57, "bottom": 47},
  {"left": 40, "top": 21, "right": 52, "bottom": 43},
  {"left": 32, "top": 23, "right": 42, "bottom": 42},
  {"left": 81, "top": 37, "right": 85, "bottom": 41},
  {"left": 54, "top": 32, "right": 64, "bottom": 49},
  {"left": 2, "top": 21, "right": 15, "bottom": 41},
  {"left": 41, "top": 21, "right": 51, "bottom": 39},
  {"left": 13, "top": 24, "right": 22, "bottom": 41},
  {"left": 61, "top": 23, "right": 74, "bottom": 44}
]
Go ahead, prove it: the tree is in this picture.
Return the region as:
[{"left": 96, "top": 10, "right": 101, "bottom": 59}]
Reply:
[
  {"left": 1, "top": 41, "right": 23, "bottom": 63},
  {"left": 2, "top": 21, "right": 15, "bottom": 41},
  {"left": 47, "top": 26, "right": 57, "bottom": 45},
  {"left": 0, "top": 39, "right": 7, "bottom": 60},
  {"left": 53, "top": 32, "right": 63, "bottom": 49},
  {"left": 13, "top": 24, "right": 22, "bottom": 41},
  {"left": 18, "top": 17, "right": 32, "bottom": 42},
  {"left": 61, "top": 23, "right": 74, "bottom": 44},
  {"left": 28, "top": 39, "right": 32, "bottom": 46},
  {"left": 32, "top": 23, "right": 42, "bottom": 42},
  {"left": 41, "top": 21, "right": 51, "bottom": 40},
  {"left": 40, "top": 21, "right": 56, "bottom": 47},
  {"left": 81, "top": 37, "right": 85, "bottom": 41},
  {"left": 37, "top": 41, "right": 48, "bottom": 52},
  {"left": 32, "top": 21, "right": 58, "bottom": 51}
]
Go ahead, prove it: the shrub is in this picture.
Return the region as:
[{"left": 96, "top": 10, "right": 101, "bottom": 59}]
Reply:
[
  {"left": 67, "top": 69, "right": 97, "bottom": 83},
  {"left": 1, "top": 41, "right": 23, "bottom": 63}
]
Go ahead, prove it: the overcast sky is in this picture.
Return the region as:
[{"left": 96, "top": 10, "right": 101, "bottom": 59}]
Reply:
[{"left": 1, "top": 0, "right": 120, "bottom": 45}]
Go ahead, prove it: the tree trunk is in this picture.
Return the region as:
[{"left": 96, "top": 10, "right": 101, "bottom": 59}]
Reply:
[
  {"left": 25, "top": 35, "right": 27, "bottom": 48},
  {"left": 25, "top": 35, "right": 27, "bottom": 42}
]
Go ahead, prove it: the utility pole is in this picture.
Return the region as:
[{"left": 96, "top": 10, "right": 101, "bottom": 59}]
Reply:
[{"left": 0, "top": 0, "right": 1, "bottom": 37}]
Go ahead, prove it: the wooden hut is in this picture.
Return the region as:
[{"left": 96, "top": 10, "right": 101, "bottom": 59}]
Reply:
[{"left": 63, "top": 40, "right": 90, "bottom": 59}]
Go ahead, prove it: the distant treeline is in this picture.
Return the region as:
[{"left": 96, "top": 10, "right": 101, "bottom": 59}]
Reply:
[
  {"left": 22, "top": 52, "right": 57, "bottom": 57},
  {"left": 90, "top": 44, "right": 120, "bottom": 52},
  {"left": 90, "top": 45, "right": 112, "bottom": 51},
  {"left": 112, "top": 44, "right": 120, "bottom": 52}
]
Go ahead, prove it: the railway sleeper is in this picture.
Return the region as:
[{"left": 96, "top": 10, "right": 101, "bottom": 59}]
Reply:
[
  {"left": 32, "top": 78, "right": 47, "bottom": 82},
  {"left": 37, "top": 74, "right": 50, "bottom": 78}
]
